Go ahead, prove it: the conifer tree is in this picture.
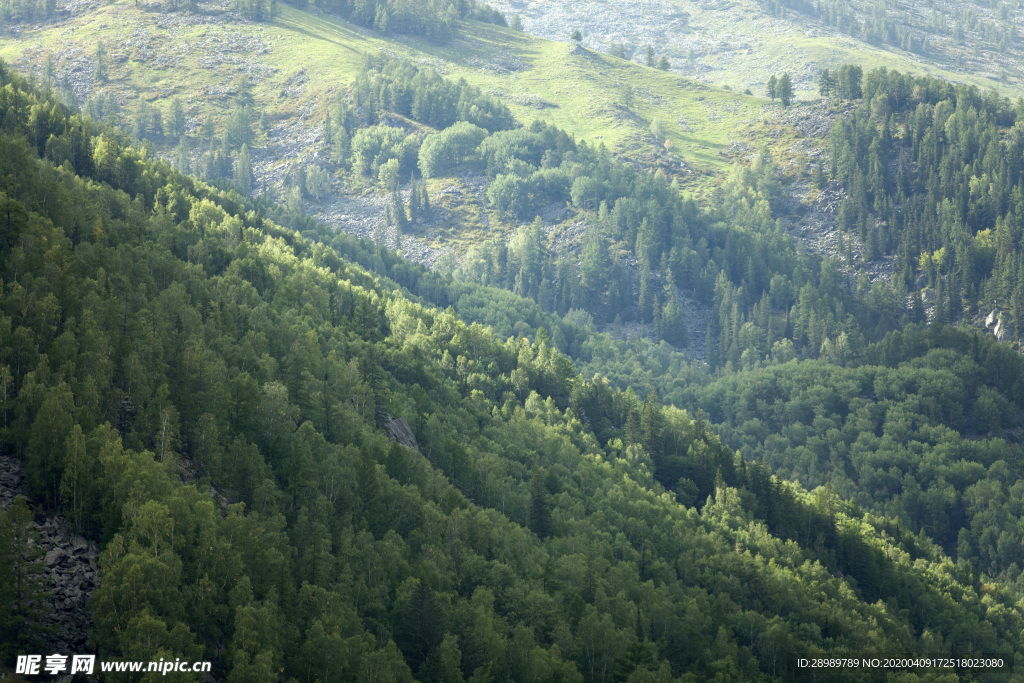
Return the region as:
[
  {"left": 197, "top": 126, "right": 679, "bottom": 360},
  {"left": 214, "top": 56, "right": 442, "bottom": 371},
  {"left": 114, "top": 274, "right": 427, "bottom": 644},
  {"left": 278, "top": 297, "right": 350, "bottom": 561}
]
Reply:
[
  {"left": 420, "top": 184, "right": 431, "bottom": 220},
  {"left": 0, "top": 497, "right": 49, "bottom": 661},
  {"left": 94, "top": 41, "right": 108, "bottom": 83},
  {"left": 392, "top": 189, "right": 409, "bottom": 234},
  {"left": 819, "top": 69, "right": 835, "bottom": 98},
  {"left": 408, "top": 174, "right": 421, "bottom": 223},
  {"left": 529, "top": 471, "right": 551, "bottom": 538},
  {"left": 778, "top": 73, "right": 793, "bottom": 106},
  {"left": 169, "top": 97, "right": 186, "bottom": 137},
  {"left": 234, "top": 145, "right": 255, "bottom": 195}
]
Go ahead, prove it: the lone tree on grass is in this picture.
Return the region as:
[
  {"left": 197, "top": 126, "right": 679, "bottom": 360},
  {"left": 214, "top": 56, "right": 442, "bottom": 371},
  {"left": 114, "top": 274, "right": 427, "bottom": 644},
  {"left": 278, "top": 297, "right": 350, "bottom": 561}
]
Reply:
[{"left": 778, "top": 72, "right": 793, "bottom": 106}]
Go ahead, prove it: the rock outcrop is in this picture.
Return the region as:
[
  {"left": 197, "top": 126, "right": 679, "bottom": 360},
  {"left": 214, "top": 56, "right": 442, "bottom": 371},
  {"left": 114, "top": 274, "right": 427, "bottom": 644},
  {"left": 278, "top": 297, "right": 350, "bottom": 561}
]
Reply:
[
  {"left": 382, "top": 415, "right": 420, "bottom": 452},
  {"left": 0, "top": 455, "right": 98, "bottom": 655}
]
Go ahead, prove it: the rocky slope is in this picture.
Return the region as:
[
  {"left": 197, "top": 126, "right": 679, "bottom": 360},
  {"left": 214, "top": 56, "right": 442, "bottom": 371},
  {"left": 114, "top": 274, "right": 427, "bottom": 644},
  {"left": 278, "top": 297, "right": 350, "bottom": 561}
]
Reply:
[{"left": 1, "top": 456, "right": 98, "bottom": 656}]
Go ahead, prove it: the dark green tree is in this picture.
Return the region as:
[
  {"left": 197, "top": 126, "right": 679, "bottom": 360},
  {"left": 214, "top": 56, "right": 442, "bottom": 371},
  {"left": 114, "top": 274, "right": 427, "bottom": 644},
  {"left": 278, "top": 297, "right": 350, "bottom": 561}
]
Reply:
[
  {"left": 234, "top": 145, "right": 255, "bottom": 195},
  {"left": 94, "top": 41, "right": 108, "bottom": 83},
  {"left": 529, "top": 471, "right": 552, "bottom": 538},
  {"left": 778, "top": 73, "right": 793, "bottom": 106},
  {"left": 819, "top": 69, "right": 835, "bottom": 98},
  {"left": 169, "top": 97, "right": 186, "bottom": 137},
  {"left": 0, "top": 497, "right": 49, "bottom": 661}
]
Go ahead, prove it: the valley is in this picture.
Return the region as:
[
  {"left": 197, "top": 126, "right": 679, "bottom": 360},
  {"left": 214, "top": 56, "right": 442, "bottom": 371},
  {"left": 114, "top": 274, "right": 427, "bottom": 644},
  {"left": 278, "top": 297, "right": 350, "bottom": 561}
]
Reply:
[{"left": 1, "top": 0, "right": 1024, "bottom": 679}]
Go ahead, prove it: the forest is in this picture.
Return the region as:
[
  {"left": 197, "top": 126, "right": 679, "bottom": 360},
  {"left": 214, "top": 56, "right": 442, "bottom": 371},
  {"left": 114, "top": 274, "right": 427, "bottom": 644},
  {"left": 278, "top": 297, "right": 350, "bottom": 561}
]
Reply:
[
  {"left": 254, "top": 56, "right": 1024, "bottom": 603},
  {"left": 3, "top": 57, "right": 1024, "bottom": 681},
  {"left": 827, "top": 68, "right": 1024, "bottom": 328},
  {"left": 233, "top": 0, "right": 507, "bottom": 38},
  {"left": 300, "top": 56, "right": 914, "bottom": 369}
]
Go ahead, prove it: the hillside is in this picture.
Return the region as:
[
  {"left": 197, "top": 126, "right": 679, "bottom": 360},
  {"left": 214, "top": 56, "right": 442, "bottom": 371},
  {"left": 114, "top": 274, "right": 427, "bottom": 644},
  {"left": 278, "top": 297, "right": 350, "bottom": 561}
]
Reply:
[
  {"left": 488, "top": 0, "right": 1024, "bottom": 99},
  {"left": 0, "top": 2, "right": 765, "bottom": 174},
  {"left": 2, "top": 59, "right": 1024, "bottom": 682},
  {"left": 5, "top": 0, "right": 1024, "bottom": 679}
]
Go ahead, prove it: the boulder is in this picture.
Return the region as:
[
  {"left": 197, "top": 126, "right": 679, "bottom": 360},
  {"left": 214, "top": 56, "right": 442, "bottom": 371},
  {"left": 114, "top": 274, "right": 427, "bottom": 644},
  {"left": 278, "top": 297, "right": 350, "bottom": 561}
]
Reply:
[{"left": 45, "top": 548, "right": 65, "bottom": 566}]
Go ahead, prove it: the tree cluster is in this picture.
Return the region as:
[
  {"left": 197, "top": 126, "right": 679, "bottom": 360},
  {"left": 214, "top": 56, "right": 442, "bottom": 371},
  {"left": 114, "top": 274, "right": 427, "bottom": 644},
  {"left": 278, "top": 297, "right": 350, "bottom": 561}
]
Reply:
[
  {"left": 303, "top": 0, "right": 506, "bottom": 42},
  {"left": 827, "top": 65, "right": 1024, "bottom": 331}
]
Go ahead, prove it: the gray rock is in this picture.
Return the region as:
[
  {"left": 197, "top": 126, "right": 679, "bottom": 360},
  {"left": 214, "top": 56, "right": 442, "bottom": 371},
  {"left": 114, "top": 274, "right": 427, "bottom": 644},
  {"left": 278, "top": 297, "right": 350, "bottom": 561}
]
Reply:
[
  {"left": 994, "top": 318, "right": 1009, "bottom": 341},
  {"left": 383, "top": 415, "right": 420, "bottom": 452},
  {"left": 45, "top": 548, "right": 66, "bottom": 566}
]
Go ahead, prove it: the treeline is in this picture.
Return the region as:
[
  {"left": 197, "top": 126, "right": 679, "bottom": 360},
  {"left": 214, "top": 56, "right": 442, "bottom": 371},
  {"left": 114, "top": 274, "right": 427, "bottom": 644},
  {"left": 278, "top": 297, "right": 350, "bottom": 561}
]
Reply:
[
  {"left": 759, "top": 0, "right": 932, "bottom": 53},
  {"left": 0, "top": 0, "right": 55, "bottom": 24},
  {"left": 4, "top": 60, "right": 1024, "bottom": 679},
  {"left": 760, "top": 0, "right": 1020, "bottom": 56},
  {"left": 827, "top": 66, "right": 1024, "bottom": 332},
  {"left": 349, "top": 56, "right": 516, "bottom": 134},
  {"left": 297, "top": 0, "right": 505, "bottom": 41}
]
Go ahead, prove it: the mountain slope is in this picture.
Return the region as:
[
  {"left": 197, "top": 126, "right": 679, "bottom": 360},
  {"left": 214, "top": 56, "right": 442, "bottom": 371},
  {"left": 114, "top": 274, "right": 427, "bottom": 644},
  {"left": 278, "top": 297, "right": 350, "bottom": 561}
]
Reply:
[
  {"left": 1, "top": 61, "right": 1022, "bottom": 681},
  {"left": 487, "top": 0, "right": 1024, "bottom": 98},
  {"left": 0, "top": 2, "right": 765, "bottom": 176}
]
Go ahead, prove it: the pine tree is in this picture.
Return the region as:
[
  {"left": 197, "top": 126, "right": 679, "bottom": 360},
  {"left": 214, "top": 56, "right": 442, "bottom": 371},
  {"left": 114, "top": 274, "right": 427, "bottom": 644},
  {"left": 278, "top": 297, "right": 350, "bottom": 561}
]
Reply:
[
  {"left": 331, "top": 126, "right": 351, "bottom": 167},
  {"left": 392, "top": 189, "right": 409, "bottom": 234},
  {"left": 767, "top": 74, "right": 777, "bottom": 100},
  {"left": 421, "top": 184, "right": 431, "bottom": 220},
  {"left": 202, "top": 113, "right": 216, "bottom": 144},
  {"left": 234, "top": 145, "right": 255, "bottom": 195},
  {"left": 657, "top": 289, "right": 688, "bottom": 347},
  {"left": 132, "top": 98, "right": 150, "bottom": 140},
  {"left": 529, "top": 471, "right": 552, "bottom": 538},
  {"left": 778, "top": 73, "right": 793, "bottom": 107},
  {"left": 0, "top": 497, "right": 50, "bottom": 661},
  {"left": 580, "top": 225, "right": 609, "bottom": 310},
  {"left": 408, "top": 174, "right": 421, "bottom": 224},
  {"left": 43, "top": 55, "right": 55, "bottom": 91},
  {"left": 169, "top": 97, "right": 186, "bottom": 137},
  {"left": 94, "top": 41, "right": 108, "bottom": 83},
  {"left": 233, "top": 75, "right": 255, "bottom": 109},
  {"left": 640, "top": 392, "right": 665, "bottom": 459},
  {"left": 819, "top": 69, "right": 835, "bottom": 98},
  {"left": 150, "top": 107, "right": 164, "bottom": 137},
  {"left": 638, "top": 261, "right": 655, "bottom": 322}
]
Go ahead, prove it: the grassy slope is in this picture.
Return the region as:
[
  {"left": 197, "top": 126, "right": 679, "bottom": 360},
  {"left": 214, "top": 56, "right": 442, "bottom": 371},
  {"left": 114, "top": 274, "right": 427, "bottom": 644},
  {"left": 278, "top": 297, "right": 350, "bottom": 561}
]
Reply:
[
  {"left": 681, "top": 0, "right": 1024, "bottom": 97},
  {"left": 491, "top": 0, "right": 1024, "bottom": 99},
  {"left": 0, "top": 2, "right": 769, "bottom": 180}
]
